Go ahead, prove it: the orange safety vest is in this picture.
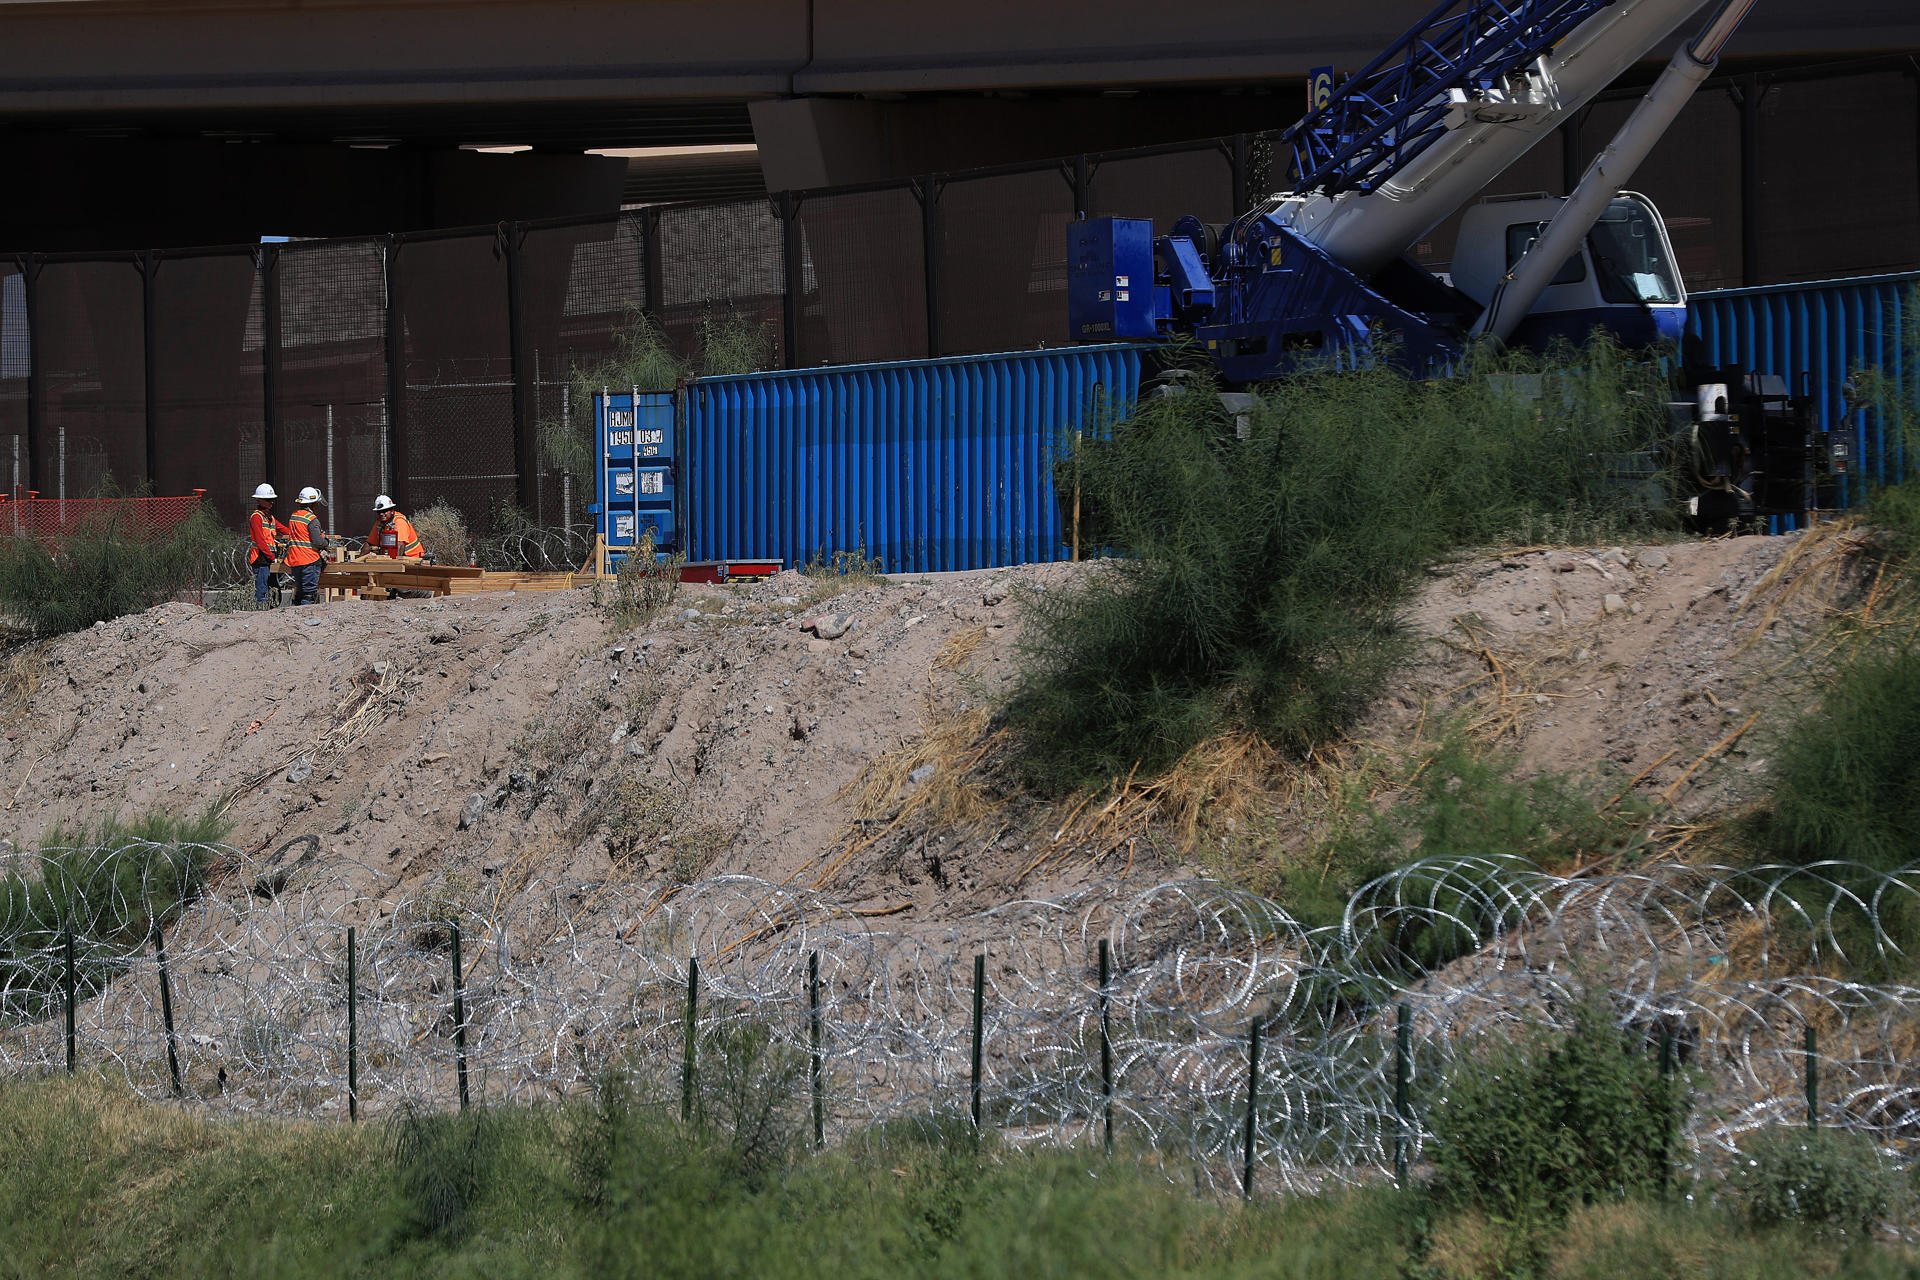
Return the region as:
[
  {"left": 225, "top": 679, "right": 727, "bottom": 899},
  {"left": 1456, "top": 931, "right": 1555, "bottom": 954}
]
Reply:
[
  {"left": 285, "top": 508, "right": 323, "bottom": 567},
  {"left": 247, "top": 509, "right": 286, "bottom": 564},
  {"left": 370, "top": 512, "right": 423, "bottom": 558}
]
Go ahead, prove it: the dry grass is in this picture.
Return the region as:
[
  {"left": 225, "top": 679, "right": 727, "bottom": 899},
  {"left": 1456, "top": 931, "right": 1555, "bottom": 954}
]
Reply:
[
  {"left": 411, "top": 498, "right": 472, "bottom": 566},
  {"left": 0, "top": 642, "right": 45, "bottom": 732},
  {"left": 802, "top": 544, "right": 888, "bottom": 603}
]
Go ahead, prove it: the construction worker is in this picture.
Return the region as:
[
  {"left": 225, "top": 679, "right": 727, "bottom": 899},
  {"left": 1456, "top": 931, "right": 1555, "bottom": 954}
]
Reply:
[
  {"left": 284, "top": 487, "right": 331, "bottom": 607},
  {"left": 368, "top": 494, "right": 423, "bottom": 559},
  {"left": 247, "top": 483, "right": 288, "bottom": 604}
]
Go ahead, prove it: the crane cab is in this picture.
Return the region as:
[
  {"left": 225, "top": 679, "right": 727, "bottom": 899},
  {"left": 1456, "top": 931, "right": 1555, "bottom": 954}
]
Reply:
[{"left": 1451, "top": 191, "right": 1687, "bottom": 349}]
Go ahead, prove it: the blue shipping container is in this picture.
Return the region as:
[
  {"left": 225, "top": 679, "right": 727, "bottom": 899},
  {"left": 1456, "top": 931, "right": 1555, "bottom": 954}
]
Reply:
[
  {"left": 592, "top": 391, "right": 676, "bottom": 566},
  {"left": 682, "top": 345, "right": 1145, "bottom": 574},
  {"left": 1687, "top": 272, "right": 1918, "bottom": 516}
]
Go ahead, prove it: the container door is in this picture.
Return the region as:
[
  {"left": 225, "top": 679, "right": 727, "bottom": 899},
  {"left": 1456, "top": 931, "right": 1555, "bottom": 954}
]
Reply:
[{"left": 594, "top": 391, "right": 677, "bottom": 568}]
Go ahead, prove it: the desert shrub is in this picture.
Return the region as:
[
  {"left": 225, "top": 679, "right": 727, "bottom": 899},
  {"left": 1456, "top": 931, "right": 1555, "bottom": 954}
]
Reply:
[
  {"left": 391, "top": 1105, "right": 502, "bottom": 1241},
  {"left": 696, "top": 310, "right": 776, "bottom": 377},
  {"left": 1007, "top": 337, "right": 1674, "bottom": 791},
  {"left": 409, "top": 497, "right": 471, "bottom": 565},
  {"left": 0, "top": 810, "right": 231, "bottom": 1023},
  {"left": 597, "top": 530, "right": 684, "bottom": 627},
  {"left": 802, "top": 543, "right": 887, "bottom": 600},
  {"left": 0, "top": 492, "right": 229, "bottom": 636},
  {"left": 1426, "top": 992, "right": 1690, "bottom": 1225},
  {"left": 1726, "top": 1126, "right": 1905, "bottom": 1237}
]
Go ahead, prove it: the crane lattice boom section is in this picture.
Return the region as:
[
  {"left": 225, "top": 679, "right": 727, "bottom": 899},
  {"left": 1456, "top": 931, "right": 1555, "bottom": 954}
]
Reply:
[{"left": 1286, "top": 0, "right": 1618, "bottom": 196}]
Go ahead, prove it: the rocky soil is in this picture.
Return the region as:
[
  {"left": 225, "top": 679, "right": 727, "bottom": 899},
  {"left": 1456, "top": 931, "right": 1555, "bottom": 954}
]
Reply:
[{"left": 0, "top": 531, "right": 1854, "bottom": 925}]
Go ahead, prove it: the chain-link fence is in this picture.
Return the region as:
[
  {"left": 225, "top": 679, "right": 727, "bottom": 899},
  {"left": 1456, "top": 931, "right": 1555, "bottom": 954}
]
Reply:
[{"left": 3, "top": 61, "right": 1915, "bottom": 541}]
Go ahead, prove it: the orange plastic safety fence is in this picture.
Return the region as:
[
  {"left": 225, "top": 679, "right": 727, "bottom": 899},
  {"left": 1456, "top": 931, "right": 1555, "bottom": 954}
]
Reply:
[{"left": 0, "top": 490, "right": 208, "bottom": 546}]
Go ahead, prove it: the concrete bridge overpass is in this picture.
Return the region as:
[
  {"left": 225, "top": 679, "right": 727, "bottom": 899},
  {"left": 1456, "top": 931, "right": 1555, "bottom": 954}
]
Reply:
[{"left": 2, "top": 0, "right": 1916, "bottom": 246}]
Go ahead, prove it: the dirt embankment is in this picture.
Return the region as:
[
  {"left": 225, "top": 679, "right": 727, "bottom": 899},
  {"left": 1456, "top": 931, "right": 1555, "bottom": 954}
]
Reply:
[{"left": 0, "top": 531, "right": 1849, "bottom": 924}]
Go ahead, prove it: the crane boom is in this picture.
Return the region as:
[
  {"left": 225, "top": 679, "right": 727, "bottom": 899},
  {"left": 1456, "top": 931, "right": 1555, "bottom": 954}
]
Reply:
[{"left": 1276, "top": 0, "right": 1718, "bottom": 279}]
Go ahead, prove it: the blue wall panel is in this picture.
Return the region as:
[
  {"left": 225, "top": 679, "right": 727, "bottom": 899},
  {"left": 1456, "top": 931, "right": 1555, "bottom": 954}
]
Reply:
[
  {"left": 1688, "top": 272, "right": 1918, "bottom": 514},
  {"left": 683, "top": 345, "right": 1145, "bottom": 573}
]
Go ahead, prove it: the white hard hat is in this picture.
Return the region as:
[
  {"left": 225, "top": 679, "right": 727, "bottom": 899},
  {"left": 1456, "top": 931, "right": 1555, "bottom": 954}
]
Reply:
[
  {"left": 372, "top": 494, "right": 396, "bottom": 512},
  {"left": 252, "top": 483, "right": 277, "bottom": 500},
  {"left": 297, "top": 486, "right": 323, "bottom": 505}
]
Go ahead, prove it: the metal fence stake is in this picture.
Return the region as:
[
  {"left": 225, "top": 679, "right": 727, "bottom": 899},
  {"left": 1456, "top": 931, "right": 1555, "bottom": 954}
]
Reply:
[
  {"left": 970, "top": 953, "right": 985, "bottom": 1132},
  {"left": 1242, "top": 1015, "right": 1262, "bottom": 1202},
  {"left": 1805, "top": 1024, "right": 1819, "bottom": 1131},
  {"left": 809, "top": 950, "right": 824, "bottom": 1151},
  {"left": 64, "top": 928, "right": 76, "bottom": 1075},
  {"left": 682, "top": 954, "right": 699, "bottom": 1124},
  {"left": 1394, "top": 1002, "right": 1413, "bottom": 1187},
  {"left": 346, "top": 926, "right": 359, "bottom": 1123},
  {"left": 154, "top": 926, "right": 183, "bottom": 1097},
  {"left": 1098, "top": 937, "right": 1114, "bottom": 1155},
  {"left": 450, "top": 923, "right": 469, "bottom": 1113}
]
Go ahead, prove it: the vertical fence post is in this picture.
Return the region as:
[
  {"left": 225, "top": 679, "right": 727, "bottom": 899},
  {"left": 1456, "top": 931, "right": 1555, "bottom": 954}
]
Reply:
[
  {"left": 384, "top": 235, "right": 410, "bottom": 512},
  {"left": 505, "top": 221, "right": 537, "bottom": 515},
  {"left": 1739, "top": 74, "right": 1763, "bottom": 287},
  {"left": 1072, "top": 153, "right": 1091, "bottom": 220},
  {"left": 1242, "top": 1015, "right": 1262, "bottom": 1202},
  {"left": 141, "top": 250, "right": 159, "bottom": 489},
  {"left": 778, "top": 193, "right": 804, "bottom": 369},
  {"left": 1098, "top": 937, "right": 1114, "bottom": 1155},
  {"left": 450, "top": 922, "right": 469, "bottom": 1113},
  {"left": 153, "top": 925, "right": 182, "bottom": 1097},
  {"left": 642, "top": 208, "right": 665, "bottom": 324},
  {"left": 261, "top": 244, "right": 281, "bottom": 491},
  {"left": 20, "top": 253, "right": 42, "bottom": 497},
  {"left": 969, "top": 953, "right": 985, "bottom": 1132},
  {"left": 1230, "top": 133, "right": 1250, "bottom": 215},
  {"left": 808, "top": 950, "right": 824, "bottom": 1150},
  {"left": 1805, "top": 1024, "right": 1819, "bottom": 1131},
  {"left": 1394, "top": 1002, "right": 1413, "bottom": 1187},
  {"left": 346, "top": 925, "right": 359, "bottom": 1123},
  {"left": 919, "top": 176, "right": 942, "bottom": 359},
  {"left": 682, "top": 954, "right": 700, "bottom": 1124},
  {"left": 63, "top": 927, "right": 76, "bottom": 1075}
]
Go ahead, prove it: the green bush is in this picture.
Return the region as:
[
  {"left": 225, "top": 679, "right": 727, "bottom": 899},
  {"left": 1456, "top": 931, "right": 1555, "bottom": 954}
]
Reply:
[
  {"left": 1426, "top": 993, "right": 1690, "bottom": 1225},
  {"left": 1726, "top": 1126, "right": 1904, "bottom": 1237},
  {"left": 0, "top": 492, "right": 228, "bottom": 637},
  {"left": 0, "top": 810, "right": 230, "bottom": 1024},
  {"left": 1006, "top": 338, "right": 1674, "bottom": 791}
]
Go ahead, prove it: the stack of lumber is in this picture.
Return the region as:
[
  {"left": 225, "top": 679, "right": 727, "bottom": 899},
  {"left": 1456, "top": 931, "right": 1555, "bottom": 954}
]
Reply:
[{"left": 316, "top": 558, "right": 583, "bottom": 599}]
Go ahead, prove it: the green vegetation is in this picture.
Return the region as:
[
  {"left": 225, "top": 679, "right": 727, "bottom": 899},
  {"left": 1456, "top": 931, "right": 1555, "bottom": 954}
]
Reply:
[
  {"left": 596, "top": 531, "right": 684, "bottom": 628},
  {"left": 1728, "top": 1127, "right": 1908, "bottom": 1238},
  {"left": 410, "top": 498, "right": 473, "bottom": 566},
  {"left": 0, "top": 1074, "right": 1909, "bottom": 1280},
  {"left": 0, "top": 488, "right": 229, "bottom": 636},
  {"left": 539, "top": 310, "right": 776, "bottom": 479},
  {"left": 802, "top": 542, "right": 889, "bottom": 601},
  {"left": 1006, "top": 338, "right": 1674, "bottom": 792},
  {"left": 0, "top": 809, "right": 230, "bottom": 1022}
]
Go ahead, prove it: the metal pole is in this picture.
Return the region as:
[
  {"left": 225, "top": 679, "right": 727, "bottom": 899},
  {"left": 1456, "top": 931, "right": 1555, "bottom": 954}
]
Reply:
[
  {"left": 64, "top": 928, "right": 75, "bottom": 1074},
  {"left": 142, "top": 250, "right": 158, "bottom": 488},
  {"left": 969, "top": 953, "right": 985, "bottom": 1131},
  {"left": 384, "top": 235, "right": 409, "bottom": 512},
  {"left": 1805, "top": 1024, "right": 1818, "bottom": 1131},
  {"left": 779, "top": 193, "right": 803, "bottom": 368},
  {"left": 682, "top": 954, "right": 700, "bottom": 1124},
  {"left": 560, "top": 384, "right": 572, "bottom": 539},
  {"left": 809, "top": 950, "right": 824, "bottom": 1150},
  {"left": 920, "top": 176, "right": 942, "bottom": 359},
  {"left": 450, "top": 922, "right": 469, "bottom": 1113},
  {"left": 154, "top": 925, "right": 183, "bottom": 1097},
  {"left": 20, "top": 253, "right": 42, "bottom": 497},
  {"left": 1394, "top": 1002, "right": 1413, "bottom": 1187},
  {"left": 1242, "top": 1015, "right": 1262, "bottom": 1201},
  {"left": 505, "top": 222, "right": 536, "bottom": 513},
  {"left": 1098, "top": 937, "right": 1114, "bottom": 1155},
  {"left": 325, "top": 403, "right": 335, "bottom": 512},
  {"left": 261, "top": 245, "right": 281, "bottom": 491},
  {"left": 346, "top": 926, "right": 359, "bottom": 1123}
]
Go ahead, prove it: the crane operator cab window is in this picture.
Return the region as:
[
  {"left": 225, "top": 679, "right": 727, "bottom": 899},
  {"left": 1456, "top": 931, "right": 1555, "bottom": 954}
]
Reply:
[
  {"left": 1505, "top": 223, "right": 1588, "bottom": 286},
  {"left": 1586, "top": 199, "right": 1680, "bottom": 305}
]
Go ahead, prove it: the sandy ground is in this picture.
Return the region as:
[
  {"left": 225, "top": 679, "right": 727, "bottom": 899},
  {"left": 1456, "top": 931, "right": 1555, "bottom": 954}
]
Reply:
[{"left": 0, "top": 531, "right": 1850, "bottom": 924}]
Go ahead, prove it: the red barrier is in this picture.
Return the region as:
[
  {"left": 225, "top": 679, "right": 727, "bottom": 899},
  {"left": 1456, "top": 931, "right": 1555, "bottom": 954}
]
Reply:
[{"left": 0, "top": 489, "right": 208, "bottom": 545}]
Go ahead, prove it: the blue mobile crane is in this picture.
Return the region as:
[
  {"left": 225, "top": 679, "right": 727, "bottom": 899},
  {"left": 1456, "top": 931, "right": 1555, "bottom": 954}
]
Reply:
[{"left": 1070, "top": 0, "right": 1817, "bottom": 527}]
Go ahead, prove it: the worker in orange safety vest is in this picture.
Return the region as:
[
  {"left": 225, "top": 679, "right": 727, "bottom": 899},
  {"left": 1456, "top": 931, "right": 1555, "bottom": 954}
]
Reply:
[
  {"left": 368, "top": 494, "right": 424, "bottom": 559},
  {"left": 284, "top": 487, "right": 331, "bottom": 606},
  {"left": 247, "top": 483, "right": 289, "bottom": 604}
]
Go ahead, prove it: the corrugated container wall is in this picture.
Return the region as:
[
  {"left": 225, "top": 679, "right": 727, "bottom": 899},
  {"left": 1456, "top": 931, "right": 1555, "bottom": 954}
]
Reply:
[
  {"left": 683, "top": 346, "right": 1145, "bottom": 574},
  {"left": 1688, "top": 272, "right": 1919, "bottom": 511}
]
